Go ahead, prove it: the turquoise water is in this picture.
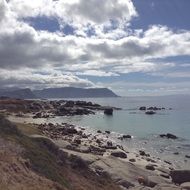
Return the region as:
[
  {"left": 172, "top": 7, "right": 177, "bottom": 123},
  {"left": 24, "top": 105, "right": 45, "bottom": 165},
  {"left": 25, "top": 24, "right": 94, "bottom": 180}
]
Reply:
[
  {"left": 56, "top": 95, "right": 190, "bottom": 140},
  {"left": 50, "top": 95, "right": 190, "bottom": 168}
]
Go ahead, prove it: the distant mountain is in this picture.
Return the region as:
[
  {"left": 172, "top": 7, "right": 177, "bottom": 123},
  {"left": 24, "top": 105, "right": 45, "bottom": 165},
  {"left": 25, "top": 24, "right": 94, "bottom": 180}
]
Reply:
[
  {"left": 33, "top": 87, "right": 119, "bottom": 98},
  {"left": 0, "top": 88, "right": 36, "bottom": 99}
]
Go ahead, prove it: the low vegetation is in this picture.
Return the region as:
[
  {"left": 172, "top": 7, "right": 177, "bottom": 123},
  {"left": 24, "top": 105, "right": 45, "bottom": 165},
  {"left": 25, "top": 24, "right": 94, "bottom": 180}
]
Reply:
[
  {"left": 0, "top": 115, "right": 119, "bottom": 190},
  {"left": 0, "top": 115, "right": 69, "bottom": 188}
]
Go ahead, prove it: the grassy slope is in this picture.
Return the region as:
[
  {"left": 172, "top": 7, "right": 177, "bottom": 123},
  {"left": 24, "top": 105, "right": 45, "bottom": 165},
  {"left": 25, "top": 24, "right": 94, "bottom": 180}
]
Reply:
[
  {"left": 15, "top": 122, "right": 42, "bottom": 135},
  {"left": 0, "top": 115, "right": 69, "bottom": 189},
  {"left": 0, "top": 115, "right": 119, "bottom": 190}
]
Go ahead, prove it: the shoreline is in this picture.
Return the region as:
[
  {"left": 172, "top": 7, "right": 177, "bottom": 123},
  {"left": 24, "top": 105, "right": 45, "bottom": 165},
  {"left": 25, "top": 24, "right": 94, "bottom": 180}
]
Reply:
[
  {"left": 1, "top": 97, "right": 190, "bottom": 189},
  {"left": 7, "top": 114, "right": 181, "bottom": 189},
  {"left": 8, "top": 112, "right": 190, "bottom": 170}
]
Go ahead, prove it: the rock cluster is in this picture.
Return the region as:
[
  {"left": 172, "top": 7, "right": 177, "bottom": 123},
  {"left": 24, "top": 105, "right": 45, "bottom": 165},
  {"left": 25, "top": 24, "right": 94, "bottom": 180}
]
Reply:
[
  {"left": 139, "top": 106, "right": 170, "bottom": 116},
  {"left": 139, "top": 106, "right": 166, "bottom": 111},
  {"left": 159, "top": 133, "right": 178, "bottom": 139},
  {"left": 38, "top": 123, "right": 126, "bottom": 157},
  {"left": 0, "top": 98, "right": 121, "bottom": 118}
]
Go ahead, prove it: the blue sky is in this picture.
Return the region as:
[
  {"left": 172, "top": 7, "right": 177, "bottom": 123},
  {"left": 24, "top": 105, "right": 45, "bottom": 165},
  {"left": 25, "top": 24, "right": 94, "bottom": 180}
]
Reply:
[
  {"left": 131, "top": 0, "right": 190, "bottom": 30},
  {"left": 0, "top": 0, "right": 190, "bottom": 96}
]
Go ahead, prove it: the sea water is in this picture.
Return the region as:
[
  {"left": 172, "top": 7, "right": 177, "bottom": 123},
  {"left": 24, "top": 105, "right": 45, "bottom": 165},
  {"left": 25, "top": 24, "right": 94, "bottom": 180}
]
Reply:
[{"left": 50, "top": 95, "right": 190, "bottom": 169}]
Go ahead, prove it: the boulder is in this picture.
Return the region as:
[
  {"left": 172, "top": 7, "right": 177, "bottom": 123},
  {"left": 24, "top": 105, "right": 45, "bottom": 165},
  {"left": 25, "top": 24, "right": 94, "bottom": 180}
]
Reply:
[
  {"left": 82, "top": 134, "right": 88, "bottom": 138},
  {"left": 78, "top": 146, "right": 91, "bottom": 154},
  {"left": 139, "top": 150, "right": 146, "bottom": 156},
  {"left": 90, "top": 145, "right": 106, "bottom": 154},
  {"left": 123, "top": 134, "right": 132, "bottom": 139},
  {"left": 164, "top": 160, "right": 172, "bottom": 165},
  {"left": 101, "top": 145, "right": 117, "bottom": 150},
  {"left": 74, "top": 138, "right": 81, "bottom": 145},
  {"left": 65, "top": 144, "right": 77, "bottom": 151},
  {"left": 147, "top": 107, "right": 161, "bottom": 111},
  {"left": 75, "top": 108, "right": 94, "bottom": 115},
  {"left": 118, "top": 136, "right": 123, "bottom": 140},
  {"left": 116, "top": 179, "right": 135, "bottom": 189},
  {"left": 154, "top": 183, "right": 181, "bottom": 190},
  {"left": 64, "top": 101, "right": 75, "bottom": 107},
  {"left": 96, "top": 139, "right": 101, "bottom": 144},
  {"left": 129, "top": 158, "right": 136, "bottom": 162},
  {"left": 166, "top": 133, "right": 178, "bottom": 139},
  {"left": 105, "top": 130, "right": 111, "bottom": 134},
  {"left": 139, "top": 150, "right": 150, "bottom": 157},
  {"left": 146, "top": 176, "right": 169, "bottom": 188},
  {"left": 104, "top": 108, "right": 113, "bottom": 115},
  {"left": 160, "top": 133, "right": 178, "bottom": 139},
  {"left": 146, "top": 158, "right": 156, "bottom": 163},
  {"left": 157, "top": 168, "right": 170, "bottom": 174},
  {"left": 181, "top": 182, "right": 190, "bottom": 190},
  {"left": 170, "top": 170, "right": 190, "bottom": 184},
  {"left": 145, "top": 111, "right": 156, "bottom": 115},
  {"left": 111, "top": 150, "right": 127, "bottom": 158},
  {"left": 118, "top": 134, "right": 132, "bottom": 140},
  {"left": 107, "top": 141, "right": 113, "bottom": 146},
  {"left": 66, "top": 127, "right": 78, "bottom": 134},
  {"left": 56, "top": 105, "right": 95, "bottom": 116},
  {"left": 131, "top": 186, "right": 152, "bottom": 190},
  {"left": 160, "top": 174, "right": 170, "bottom": 179},
  {"left": 160, "top": 134, "right": 168, "bottom": 138},
  {"left": 145, "top": 164, "right": 156, "bottom": 171},
  {"left": 33, "top": 112, "right": 42, "bottom": 118},
  {"left": 139, "top": 106, "right": 146, "bottom": 111}
]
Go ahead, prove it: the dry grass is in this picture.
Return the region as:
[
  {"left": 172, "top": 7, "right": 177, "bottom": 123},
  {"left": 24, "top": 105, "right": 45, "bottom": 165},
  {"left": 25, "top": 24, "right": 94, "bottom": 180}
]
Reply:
[
  {"left": 0, "top": 115, "right": 120, "bottom": 190},
  {"left": 15, "top": 122, "right": 42, "bottom": 136}
]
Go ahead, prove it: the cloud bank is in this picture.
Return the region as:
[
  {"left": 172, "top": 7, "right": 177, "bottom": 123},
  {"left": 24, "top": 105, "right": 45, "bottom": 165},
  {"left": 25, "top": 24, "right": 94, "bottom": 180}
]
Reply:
[{"left": 0, "top": 0, "right": 190, "bottom": 95}]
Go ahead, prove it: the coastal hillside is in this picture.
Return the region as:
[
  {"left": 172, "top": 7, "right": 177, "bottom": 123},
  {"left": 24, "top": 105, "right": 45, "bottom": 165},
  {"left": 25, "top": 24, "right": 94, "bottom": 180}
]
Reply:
[
  {"left": 0, "top": 115, "right": 118, "bottom": 190},
  {"left": 33, "top": 87, "right": 118, "bottom": 98},
  {"left": 0, "top": 88, "right": 36, "bottom": 99}
]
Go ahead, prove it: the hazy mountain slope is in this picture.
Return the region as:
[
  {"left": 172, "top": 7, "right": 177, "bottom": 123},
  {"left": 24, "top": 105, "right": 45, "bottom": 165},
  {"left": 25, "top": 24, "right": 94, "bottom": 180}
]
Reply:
[
  {"left": 0, "top": 88, "right": 36, "bottom": 99},
  {"left": 33, "top": 87, "right": 118, "bottom": 98}
]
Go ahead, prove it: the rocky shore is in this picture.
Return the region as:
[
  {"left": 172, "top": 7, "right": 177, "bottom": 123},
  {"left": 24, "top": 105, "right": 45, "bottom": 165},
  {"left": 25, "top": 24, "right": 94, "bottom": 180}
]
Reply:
[
  {"left": 6, "top": 116, "right": 190, "bottom": 189},
  {"left": 0, "top": 97, "right": 120, "bottom": 118},
  {"left": 34, "top": 122, "right": 190, "bottom": 189},
  {"left": 1, "top": 97, "right": 190, "bottom": 189}
]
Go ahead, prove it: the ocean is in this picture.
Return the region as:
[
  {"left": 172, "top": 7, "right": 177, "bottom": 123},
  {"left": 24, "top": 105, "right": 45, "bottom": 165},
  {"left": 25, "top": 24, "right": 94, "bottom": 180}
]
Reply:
[{"left": 49, "top": 95, "right": 190, "bottom": 169}]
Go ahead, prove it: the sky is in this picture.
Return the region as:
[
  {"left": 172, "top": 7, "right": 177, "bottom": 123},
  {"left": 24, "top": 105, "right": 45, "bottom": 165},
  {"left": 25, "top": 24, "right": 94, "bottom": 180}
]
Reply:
[{"left": 0, "top": 0, "right": 190, "bottom": 96}]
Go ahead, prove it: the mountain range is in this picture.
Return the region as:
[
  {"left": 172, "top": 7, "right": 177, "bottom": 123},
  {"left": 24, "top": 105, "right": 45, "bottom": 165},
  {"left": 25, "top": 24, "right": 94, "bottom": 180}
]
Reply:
[
  {"left": 0, "top": 88, "right": 36, "bottom": 99},
  {"left": 0, "top": 87, "right": 118, "bottom": 99}
]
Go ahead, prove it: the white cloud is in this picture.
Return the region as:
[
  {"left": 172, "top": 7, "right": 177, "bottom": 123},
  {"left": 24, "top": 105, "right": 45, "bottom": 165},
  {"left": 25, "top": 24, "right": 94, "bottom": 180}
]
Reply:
[
  {"left": 76, "top": 70, "right": 119, "bottom": 77},
  {"left": 0, "top": 0, "right": 7, "bottom": 22},
  {"left": 100, "top": 81, "right": 190, "bottom": 96},
  {"left": 0, "top": 0, "right": 190, "bottom": 94},
  {"left": 8, "top": 0, "right": 137, "bottom": 24},
  {"left": 6, "top": 0, "right": 138, "bottom": 39},
  {"left": 62, "top": 0, "right": 137, "bottom": 25},
  {"left": 0, "top": 68, "right": 94, "bottom": 89},
  {"left": 112, "top": 61, "right": 175, "bottom": 74},
  {"left": 151, "top": 71, "right": 190, "bottom": 78},
  {"left": 0, "top": 13, "right": 189, "bottom": 75}
]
